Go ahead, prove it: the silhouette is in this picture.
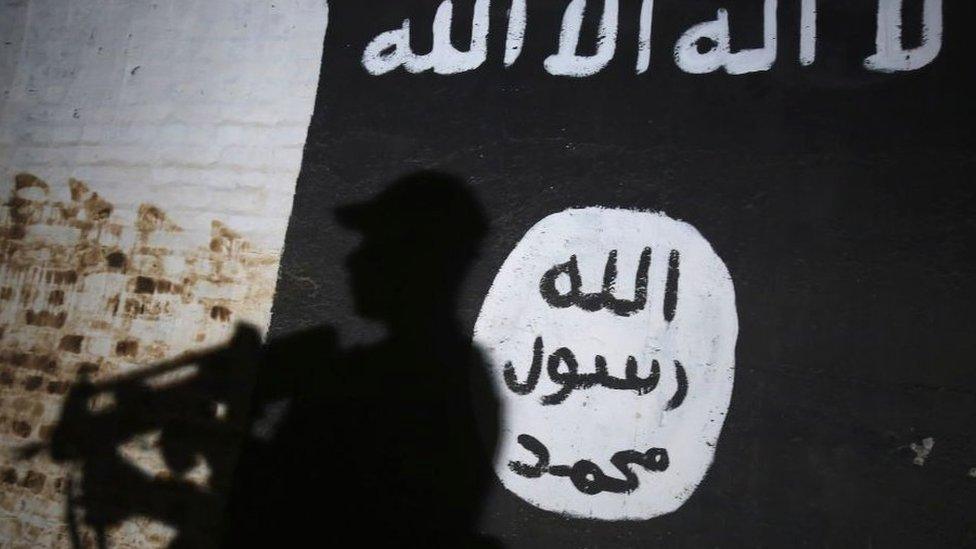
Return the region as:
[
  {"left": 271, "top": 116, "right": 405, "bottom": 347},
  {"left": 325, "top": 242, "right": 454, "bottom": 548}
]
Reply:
[
  {"left": 222, "top": 171, "right": 500, "bottom": 546},
  {"left": 15, "top": 326, "right": 262, "bottom": 548},
  {"left": 15, "top": 172, "right": 500, "bottom": 547}
]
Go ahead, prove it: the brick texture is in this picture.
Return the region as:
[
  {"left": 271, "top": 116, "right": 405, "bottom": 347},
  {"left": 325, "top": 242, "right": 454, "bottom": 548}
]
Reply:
[{"left": 0, "top": 1, "right": 328, "bottom": 547}]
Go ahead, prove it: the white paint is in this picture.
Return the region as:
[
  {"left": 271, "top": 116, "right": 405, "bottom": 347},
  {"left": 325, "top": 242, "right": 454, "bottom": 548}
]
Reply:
[
  {"left": 726, "top": 0, "right": 777, "bottom": 75},
  {"left": 673, "top": 0, "right": 777, "bottom": 75},
  {"left": 673, "top": 10, "right": 730, "bottom": 75},
  {"left": 362, "top": 0, "right": 491, "bottom": 75},
  {"left": 800, "top": 0, "right": 816, "bottom": 66},
  {"left": 865, "top": 0, "right": 942, "bottom": 72},
  {"left": 544, "top": 0, "right": 619, "bottom": 77},
  {"left": 505, "top": 0, "right": 528, "bottom": 67},
  {"left": 413, "top": 0, "right": 491, "bottom": 74},
  {"left": 911, "top": 437, "right": 935, "bottom": 466},
  {"left": 357, "top": 0, "right": 945, "bottom": 77},
  {"left": 0, "top": 1, "right": 329, "bottom": 546},
  {"left": 362, "top": 19, "right": 414, "bottom": 76},
  {"left": 636, "top": 0, "right": 655, "bottom": 74},
  {"left": 0, "top": 0, "right": 327, "bottom": 256},
  {"left": 474, "top": 208, "right": 737, "bottom": 520}
]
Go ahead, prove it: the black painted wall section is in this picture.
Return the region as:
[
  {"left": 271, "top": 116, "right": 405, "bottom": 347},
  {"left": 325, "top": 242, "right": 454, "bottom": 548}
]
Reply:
[{"left": 270, "top": 1, "right": 976, "bottom": 546}]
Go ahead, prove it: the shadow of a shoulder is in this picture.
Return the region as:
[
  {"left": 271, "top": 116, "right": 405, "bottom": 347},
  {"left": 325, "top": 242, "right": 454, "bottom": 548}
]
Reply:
[{"left": 222, "top": 324, "right": 501, "bottom": 547}]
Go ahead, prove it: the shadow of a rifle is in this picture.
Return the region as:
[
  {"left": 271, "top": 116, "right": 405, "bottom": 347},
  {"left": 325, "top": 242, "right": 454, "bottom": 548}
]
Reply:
[{"left": 10, "top": 323, "right": 263, "bottom": 548}]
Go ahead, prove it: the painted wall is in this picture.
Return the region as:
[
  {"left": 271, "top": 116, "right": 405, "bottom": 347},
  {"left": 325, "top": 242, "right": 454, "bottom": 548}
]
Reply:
[
  {"left": 273, "top": 0, "right": 975, "bottom": 546},
  {"left": 0, "top": 1, "right": 326, "bottom": 546},
  {"left": 2, "top": 0, "right": 975, "bottom": 547}
]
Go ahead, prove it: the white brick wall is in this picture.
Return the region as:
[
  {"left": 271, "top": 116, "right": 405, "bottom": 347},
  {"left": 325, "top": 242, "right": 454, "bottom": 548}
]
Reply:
[
  {"left": 0, "top": 1, "right": 328, "bottom": 546},
  {"left": 0, "top": 0, "right": 327, "bottom": 253}
]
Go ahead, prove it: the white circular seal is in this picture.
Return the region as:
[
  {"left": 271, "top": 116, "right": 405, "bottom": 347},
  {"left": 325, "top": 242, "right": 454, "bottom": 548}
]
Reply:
[{"left": 474, "top": 207, "right": 737, "bottom": 520}]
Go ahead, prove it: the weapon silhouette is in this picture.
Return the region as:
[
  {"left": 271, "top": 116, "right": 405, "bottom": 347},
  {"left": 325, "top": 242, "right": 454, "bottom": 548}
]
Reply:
[{"left": 14, "top": 324, "right": 262, "bottom": 549}]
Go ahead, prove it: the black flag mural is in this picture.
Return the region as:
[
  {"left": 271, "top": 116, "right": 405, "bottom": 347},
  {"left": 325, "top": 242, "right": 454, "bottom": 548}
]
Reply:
[{"left": 265, "top": 0, "right": 975, "bottom": 547}]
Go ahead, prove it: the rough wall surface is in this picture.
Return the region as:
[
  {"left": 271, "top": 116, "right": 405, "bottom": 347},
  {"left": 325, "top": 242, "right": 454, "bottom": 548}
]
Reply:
[
  {"left": 273, "top": 2, "right": 976, "bottom": 546},
  {"left": 0, "top": 1, "right": 327, "bottom": 546}
]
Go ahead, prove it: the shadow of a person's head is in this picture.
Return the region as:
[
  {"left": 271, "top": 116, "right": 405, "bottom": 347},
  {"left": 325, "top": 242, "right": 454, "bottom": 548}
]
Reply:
[
  {"left": 336, "top": 171, "right": 487, "bottom": 328},
  {"left": 26, "top": 172, "right": 500, "bottom": 549},
  {"left": 221, "top": 171, "right": 500, "bottom": 547}
]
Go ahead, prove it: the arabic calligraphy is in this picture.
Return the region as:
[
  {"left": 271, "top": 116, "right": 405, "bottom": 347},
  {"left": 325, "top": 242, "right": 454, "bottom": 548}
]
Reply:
[
  {"left": 509, "top": 434, "right": 669, "bottom": 495},
  {"left": 473, "top": 207, "right": 738, "bottom": 519},
  {"left": 664, "top": 249, "right": 680, "bottom": 322},
  {"left": 502, "top": 336, "right": 687, "bottom": 408},
  {"left": 539, "top": 247, "right": 680, "bottom": 320},
  {"left": 360, "top": 0, "right": 944, "bottom": 76}
]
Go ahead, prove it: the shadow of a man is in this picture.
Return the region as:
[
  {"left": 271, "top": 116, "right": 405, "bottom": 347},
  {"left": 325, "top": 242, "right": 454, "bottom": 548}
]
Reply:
[{"left": 223, "top": 172, "right": 500, "bottom": 547}]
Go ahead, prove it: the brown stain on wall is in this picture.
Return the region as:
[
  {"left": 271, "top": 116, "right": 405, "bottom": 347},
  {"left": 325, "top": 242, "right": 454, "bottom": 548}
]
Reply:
[
  {"left": 57, "top": 335, "right": 83, "bottom": 353},
  {"left": 210, "top": 305, "right": 232, "bottom": 322},
  {"left": 47, "top": 290, "right": 64, "bottom": 306},
  {"left": 114, "top": 339, "right": 138, "bottom": 357},
  {"left": 0, "top": 173, "right": 280, "bottom": 547},
  {"left": 106, "top": 250, "right": 126, "bottom": 270},
  {"left": 24, "top": 310, "right": 67, "bottom": 329}
]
